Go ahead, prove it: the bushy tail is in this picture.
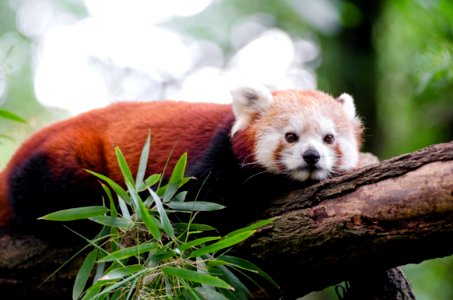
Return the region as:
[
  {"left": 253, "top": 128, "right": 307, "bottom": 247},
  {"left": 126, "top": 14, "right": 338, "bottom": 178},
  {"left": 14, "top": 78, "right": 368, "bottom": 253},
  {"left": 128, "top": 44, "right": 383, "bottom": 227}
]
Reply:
[{"left": 0, "top": 169, "right": 11, "bottom": 226}]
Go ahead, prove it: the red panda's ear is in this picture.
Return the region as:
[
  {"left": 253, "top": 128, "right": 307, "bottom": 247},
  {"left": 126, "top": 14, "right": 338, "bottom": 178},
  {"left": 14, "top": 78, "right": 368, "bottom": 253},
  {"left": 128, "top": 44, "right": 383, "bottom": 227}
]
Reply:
[
  {"left": 230, "top": 85, "right": 273, "bottom": 135},
  {"left": 336, "top": 93, "right": 357, "bottom": 120}
]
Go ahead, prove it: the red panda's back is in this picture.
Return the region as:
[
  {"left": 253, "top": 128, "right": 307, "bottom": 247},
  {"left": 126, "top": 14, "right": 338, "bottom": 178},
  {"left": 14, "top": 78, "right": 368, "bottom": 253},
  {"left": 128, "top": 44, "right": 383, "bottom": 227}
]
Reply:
[{"left": 0, "top": 100, "right": 233, "bottom": 227}]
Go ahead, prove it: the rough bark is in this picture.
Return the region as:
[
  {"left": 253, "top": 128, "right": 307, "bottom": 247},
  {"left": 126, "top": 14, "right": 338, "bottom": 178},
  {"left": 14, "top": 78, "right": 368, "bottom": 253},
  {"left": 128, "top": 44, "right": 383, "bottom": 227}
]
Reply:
[
  {"left": 240, "top": 141, "right": 453, "bottom": 298},
  {"left": 1, "top": 141, "right": 452, "bottom": 299}
]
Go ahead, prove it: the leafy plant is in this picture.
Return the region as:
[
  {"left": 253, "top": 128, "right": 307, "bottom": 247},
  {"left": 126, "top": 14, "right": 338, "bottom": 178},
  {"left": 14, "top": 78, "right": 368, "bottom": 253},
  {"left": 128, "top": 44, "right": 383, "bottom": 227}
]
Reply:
[
  {"left": 0, "top": 109, "right": 26, "bottom": 141},
  {"left": 40, "top": 133, "right": 277, "bottom": 299},
  {"left": 0, "top": 109, "right": 25, "bottom": 123}
]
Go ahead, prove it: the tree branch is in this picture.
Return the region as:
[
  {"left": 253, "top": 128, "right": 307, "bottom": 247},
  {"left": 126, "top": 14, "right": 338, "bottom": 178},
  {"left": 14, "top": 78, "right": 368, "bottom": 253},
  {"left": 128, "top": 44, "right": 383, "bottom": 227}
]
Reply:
[
  {"left": 1, "top": 141, "right": 452, "bottom": 298},
  {"left": 240, "top": 141, "right": 453, "bottom": 297}
]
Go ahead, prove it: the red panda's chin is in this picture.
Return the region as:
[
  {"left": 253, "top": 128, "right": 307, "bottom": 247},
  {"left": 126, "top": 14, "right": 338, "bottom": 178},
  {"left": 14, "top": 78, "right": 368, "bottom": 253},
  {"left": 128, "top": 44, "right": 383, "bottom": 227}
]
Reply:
[{"left": 287, "top": 166, "right": 331, "bottom": 182}]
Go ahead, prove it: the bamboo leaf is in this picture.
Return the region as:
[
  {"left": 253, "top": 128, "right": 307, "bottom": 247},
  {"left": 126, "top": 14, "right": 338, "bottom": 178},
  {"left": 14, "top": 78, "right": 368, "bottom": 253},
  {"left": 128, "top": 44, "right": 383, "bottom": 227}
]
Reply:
[
  {"left": 127, "top": 182, "right": 161, "bottom": 241},
  {"left": 225, "top": 218, "right": 276, "bottom": 238},
  {"left": 162, "top": 267, "right": 233, "bottom": 290},
  {"left": 115, "top": 147, "right": 135, "bottom": 186},
  {"left": 180, "top": 279, "right": 204, "bottom": 300},
  {"left": 168, "top": 152, "right": 187, "bottom": 185},
  {"left": 89, "top": 216, "right": 134, "bottom": 229},
  {"left": 173, "top": 191, "right": 187, "bottom": 202},
  {"left": 99, "top": 265, "right": 145, "bottom": 281},
  {"left": 85, "top": 169, "right": 130, "bottom": 204},
  {"left": 137, "top": 174, "right": 161, "bottom": 192},
  {"left": 98, "top": 242, "right": 158, "bottom": 262},
  {"left": 189, "top": 231, "right": 255, "bottom": 258},
  {"left": 101, "top": 183, "right": 117, "bottom": 218},
  {"left": 81, "top": 282, "right": 103, "bottom": 300},
  {"left": 162, "top": 182, "right": 179, "bottom": 203},
  {"left": 195, "top": 287, "right": 229, "bottom": 300},
  {"left": 212, "top": 265, "right": 251, "bottom": 299},
  {"left": 178, "top": 236, "right": 221, "bottom": 252},
  {"left": 173, "top": 223, "right": 217, "bottom": 233},
  {"left": 135, "top": 132, "right": 151, "bottom": 189},
  {"left": 216, "top": 255, "right": 278, "bottom": 288},
  {"left": 39, "top": 206, "right": 108, "bottom": 221},
  {"left": 148, "top": 188, "right": 174, "bottom": 238},
  {"left": 166, "top": 201, "right": 225, "bottom": 212},
  {"left": 73, "top": 250, "right": 97, "bottom": 300},
  {"left": 0, "top": 109, "right": 26, "bottom": 123}
]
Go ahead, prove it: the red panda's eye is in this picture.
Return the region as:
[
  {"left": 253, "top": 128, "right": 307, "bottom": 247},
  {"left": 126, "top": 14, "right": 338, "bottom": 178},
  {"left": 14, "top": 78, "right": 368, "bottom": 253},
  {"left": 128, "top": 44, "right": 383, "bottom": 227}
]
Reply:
[
  {"left": 323, "top": 133, "right": 335, "bottom": 144},
  {"left": 285, "top": 132, "right": 299, "bottom": 143}
]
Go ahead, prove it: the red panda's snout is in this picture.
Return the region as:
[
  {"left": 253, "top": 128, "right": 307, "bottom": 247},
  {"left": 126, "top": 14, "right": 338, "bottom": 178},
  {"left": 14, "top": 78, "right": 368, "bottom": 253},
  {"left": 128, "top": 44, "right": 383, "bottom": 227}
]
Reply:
[{"left": 230, "top": 85, "right": 363, "bottom": 181}]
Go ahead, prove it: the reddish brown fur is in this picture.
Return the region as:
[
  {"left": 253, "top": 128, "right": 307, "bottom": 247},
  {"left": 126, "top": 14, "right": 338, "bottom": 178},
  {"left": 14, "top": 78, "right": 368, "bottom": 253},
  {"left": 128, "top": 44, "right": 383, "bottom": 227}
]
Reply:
[
  {"left": 0, "top": 90, "right": 363, "bottom": 227},
  {"left": 0, "top": 101, "right": 233, "bottom": 226}
]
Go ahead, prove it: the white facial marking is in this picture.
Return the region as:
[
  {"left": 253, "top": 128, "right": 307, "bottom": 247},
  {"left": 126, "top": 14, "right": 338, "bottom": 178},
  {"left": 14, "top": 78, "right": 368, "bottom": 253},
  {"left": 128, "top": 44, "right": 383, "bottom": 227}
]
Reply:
[
  {"left": 255, "top": 128, "right": 282, "bottom": 173},
  {"left": 238, "top": 90, "right": 361, "bottom": 182},
  {"left": 337, "top": 134, "right": 359, "bottom": 170},
  {"left": 253, "top": 105, "right": 360, "bottom": 181}
]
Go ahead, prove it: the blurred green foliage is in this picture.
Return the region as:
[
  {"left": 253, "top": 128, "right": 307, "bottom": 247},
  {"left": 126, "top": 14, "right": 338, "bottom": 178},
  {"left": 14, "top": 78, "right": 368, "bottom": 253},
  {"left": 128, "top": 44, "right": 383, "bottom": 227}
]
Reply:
[
  {"left": 376, "top": 0, "right": 453, "bottom": 158},
  {"left": 0, "top": 0, "right": 452, "bottom": 299}
]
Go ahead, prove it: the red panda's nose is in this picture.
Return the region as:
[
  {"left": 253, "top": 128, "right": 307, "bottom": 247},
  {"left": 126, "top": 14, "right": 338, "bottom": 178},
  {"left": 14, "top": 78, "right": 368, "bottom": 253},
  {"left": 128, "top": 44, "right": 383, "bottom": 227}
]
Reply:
[{"left": 303, "top": 148, "right": 320, "bottom": 166}]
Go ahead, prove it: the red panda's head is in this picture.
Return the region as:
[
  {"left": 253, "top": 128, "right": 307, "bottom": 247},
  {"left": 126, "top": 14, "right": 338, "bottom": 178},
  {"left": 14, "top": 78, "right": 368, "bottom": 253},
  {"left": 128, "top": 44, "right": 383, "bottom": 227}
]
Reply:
[{"left": 230, "top": 85, "right": 363, "bottom": 181}]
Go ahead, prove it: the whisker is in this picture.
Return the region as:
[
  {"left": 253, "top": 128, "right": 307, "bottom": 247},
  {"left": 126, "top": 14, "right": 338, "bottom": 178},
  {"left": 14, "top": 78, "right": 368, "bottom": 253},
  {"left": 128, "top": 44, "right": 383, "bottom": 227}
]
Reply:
[
  {"left": 241, "top": 161, "right": 261, "bottom": 167},
  {"left": 244, "top": 170, "right": 270, "bottom": 183},
  {"left": 240, "top": 153, "right": 256, "bottom": 167}
]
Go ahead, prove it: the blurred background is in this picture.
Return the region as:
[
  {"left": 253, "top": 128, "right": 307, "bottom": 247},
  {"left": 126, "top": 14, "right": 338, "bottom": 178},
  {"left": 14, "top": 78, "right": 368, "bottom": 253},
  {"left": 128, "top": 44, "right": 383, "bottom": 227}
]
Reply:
[{"left": 0, "top": 0, "right": 452, "bottom": 299}]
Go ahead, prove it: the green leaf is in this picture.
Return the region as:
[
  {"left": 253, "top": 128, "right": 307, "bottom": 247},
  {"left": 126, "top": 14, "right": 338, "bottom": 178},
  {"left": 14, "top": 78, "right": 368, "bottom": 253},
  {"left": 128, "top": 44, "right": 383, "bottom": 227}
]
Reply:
[
  {"left": 101, "top": 183, "right": 117, "bottom": 218},
  {"left": 81, "top": 281, "right": 103, "bottom": 300},
  {"left": 0, "top": 109, "right": 26, "bottom": 123},
  {"left": 115, "top": 146, "right": 135, "bottom": 186},
  {"left": 166, "top": 201, "right": 225, "bottom": 212},
  {"left": 89, "top": 216, "right": 134, "bottom": 229},
  {"left": 212, "top": 265, "right": 251, "bottom": 299},
  {"left": 93, "top": 260, "right": 106, "bottom": 282},
  {"left": 99, "top": 265, "right": 145, "bottom": 281},
  {"left": 173, "top": 191, "right": 188, "bottom": 202},
  {"left": 73, "top": 250, "right": 97, "bottom": 300},
  {"left": 162, "top": 182, "right": 180, "bottom": 203},
  {"left": 90, "top": 268, "right": 146, "bottom": 299},
  {"left": 98, "top": 242, "right": 158, "bottom": 262},
  {"left": 117, "top": 196, "right": 131, "bottom": 220},
  {"left": 216, "top": 255, "right": 278, "bottom": 288},
  {"left": 127, "top": 182, "right": 161, "bottom": 241},
  {"left": 168, "top": 152, "right": 187, "bottom": 185},
  {"left": 173, "top": 223, "right": 217, "bottom": 233},
  {"left": 180, "top": 280, "right": 204, "bottom": 300},
  {"left": 178, "top": 236, "right": 221, "bottom": 252},
  {"left": 161, "top": 152, "right": 190, "bottom": 202},
  {"left": 225, "top": 218, "right": 276, "bottom": 238},
  {"left": 39, "top": 206, "right": 108, "bottom": 221},
  {"left": 195, "top": 287, "right": 229, "bottom": 300},
  {"left": 137, "top": 174, "right": 161, "bottom": 192},
  {"left": 189, "top": 231, "right": 255, "bottom": 258},
  {"left": 148, "top": 188, "right": 174, "bottom": 238},
  {"left": 86, "top": 169, "right": 130, "bottom": 203},
  {"left": 135, "top": 132, "right": 151, "bottom": 189},
  {"left": 162, "top": 267, "right": 233, "bottom": 290}
]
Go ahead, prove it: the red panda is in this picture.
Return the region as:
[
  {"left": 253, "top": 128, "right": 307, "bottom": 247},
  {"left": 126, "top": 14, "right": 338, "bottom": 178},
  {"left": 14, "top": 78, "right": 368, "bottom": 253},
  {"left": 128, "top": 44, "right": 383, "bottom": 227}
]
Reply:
[{"left": 0, "top": 86, "right": 363, "bottom": 235}]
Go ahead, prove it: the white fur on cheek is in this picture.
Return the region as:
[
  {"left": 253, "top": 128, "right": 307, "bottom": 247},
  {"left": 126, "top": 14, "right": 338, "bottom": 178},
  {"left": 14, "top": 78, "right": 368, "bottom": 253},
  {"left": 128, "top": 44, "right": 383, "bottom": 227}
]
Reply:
[
  {"left": 337, "top": 135, "right": 359, "bottom": 170},
  {"left": 254, "top": 130, "right": 282, "bottom": 173}
]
